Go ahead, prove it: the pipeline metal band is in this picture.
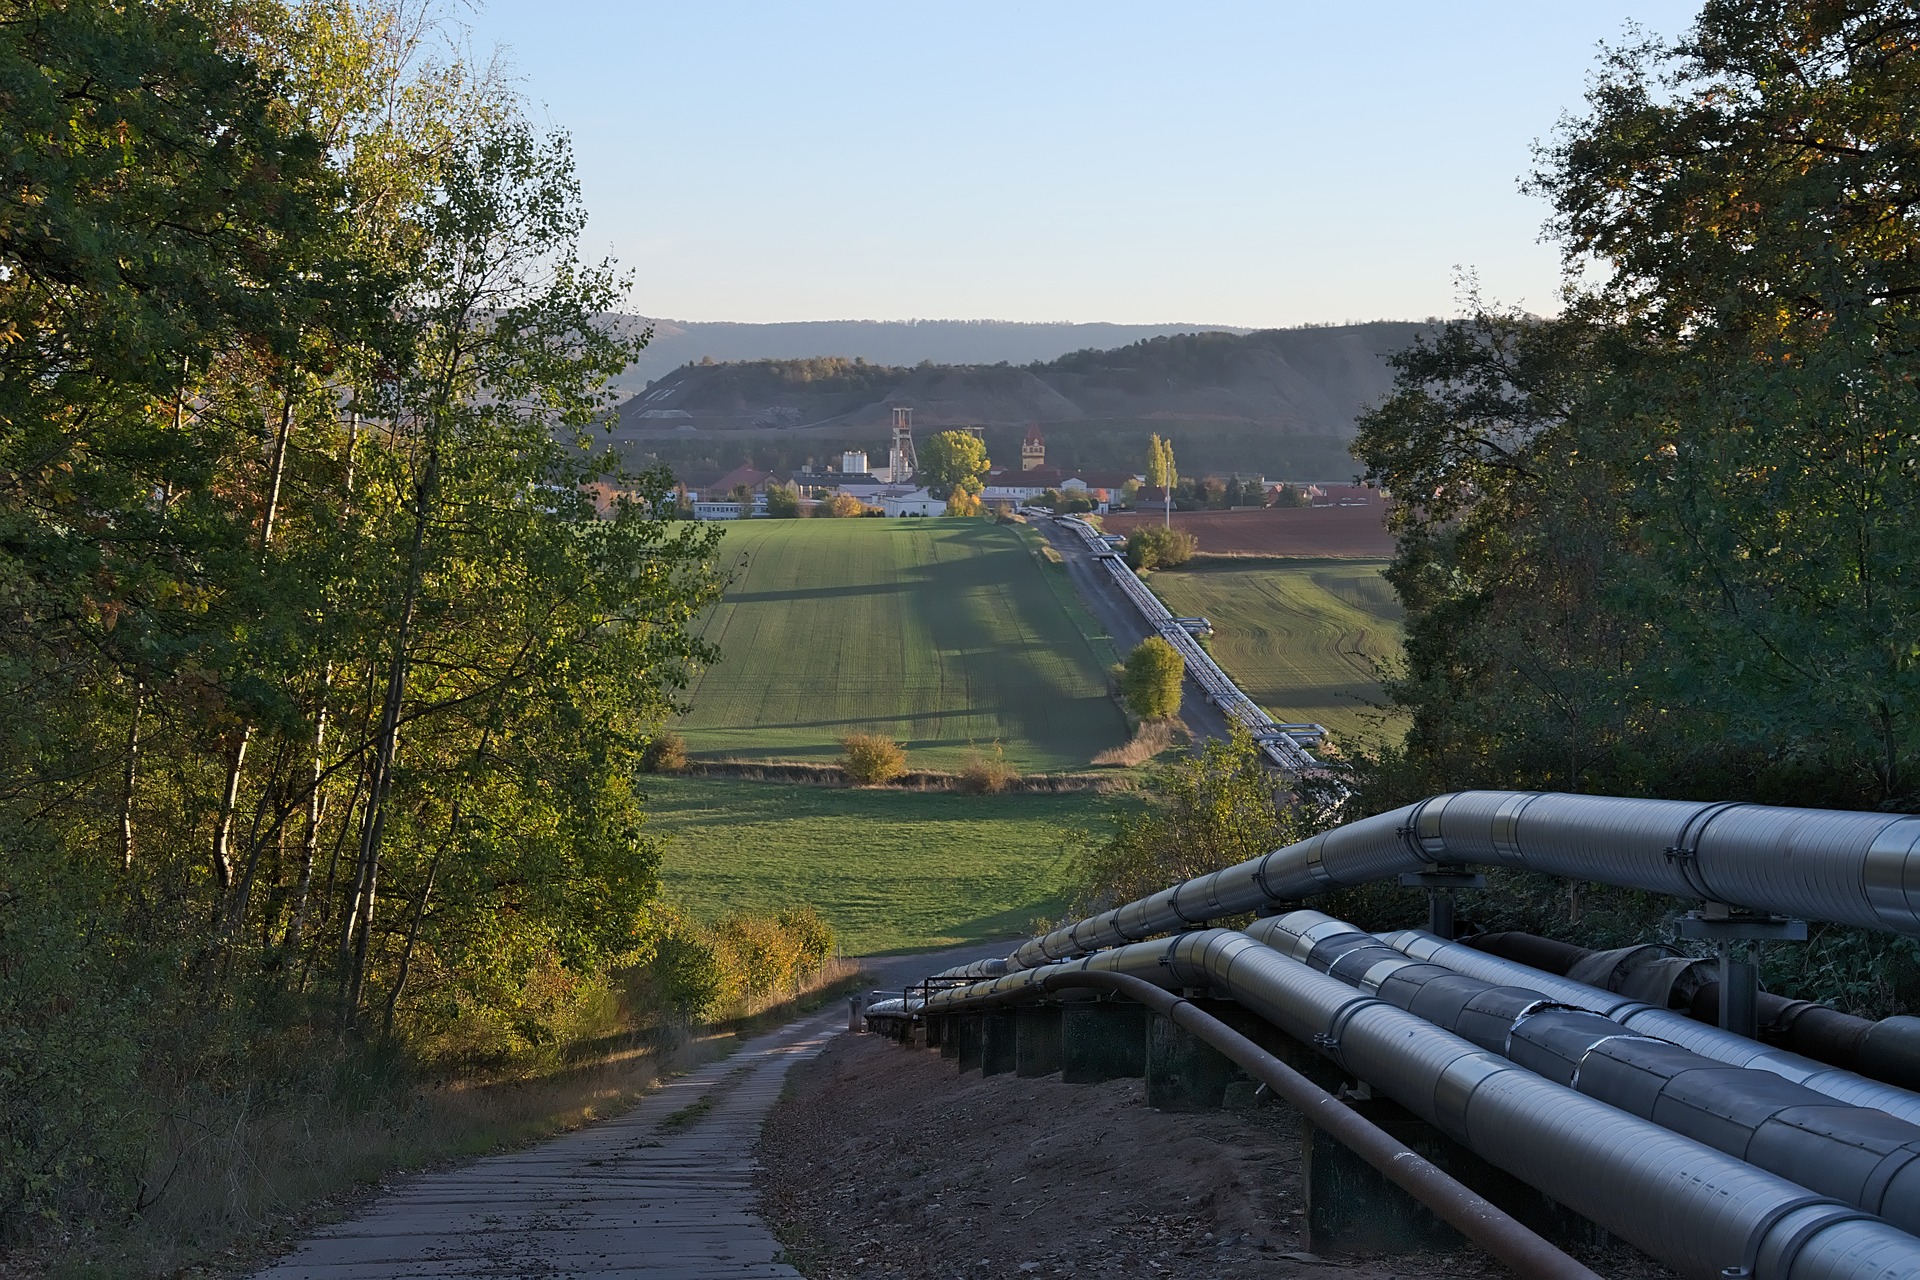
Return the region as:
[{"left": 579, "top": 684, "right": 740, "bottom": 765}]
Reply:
[
  {"left": 1665, "top": 800, "right": 1746, "bottom": 901},
  {"left": 1746, "top": 1198, "right": 1866, "bottom": 1280},
  {"left": 1490, "top": 793, "right": 1538, "bottom": 865},
  {"left": 1564, "top": 1032, "right": 1666, "bottom": 1094},
  {"left": 1865, "top": 817, "right": 1920, "bottom": 932}
]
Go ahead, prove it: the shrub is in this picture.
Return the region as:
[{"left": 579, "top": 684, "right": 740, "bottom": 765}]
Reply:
[
  {"left": 1125, "top": 526, "right": 1197, "bottom": 571},
  {"left": 1121, "top": 636, "right": 1184, "bottom": 720},
  {"left": 640, "top": 730, "right": 688, "bottom": 773},
  {"left": 817, "top": 492, "right": 867, "bottom": 518},
  {"left": 648, "top": 904, "right": 838, "bottom": 1021},
  {"left": 957, "top": 743, "right": 1018, "bottom": 794},
  {"left": 1064, "top": 729, "right": 1298, "bottom": 917},
  {"left": 763, "top": 485, "right": 801, "bottom": 518},
  {"left": 840, "top": 733, "right": 907, "bottom": 784}
]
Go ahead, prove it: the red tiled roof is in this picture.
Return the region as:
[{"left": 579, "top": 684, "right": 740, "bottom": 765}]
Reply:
[{"left": 711, "top": 466, "right": 776, "bottom": 491}]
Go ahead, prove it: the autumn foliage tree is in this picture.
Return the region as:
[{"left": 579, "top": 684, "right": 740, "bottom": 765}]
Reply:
[
  {"left": 0, "top": 0, "right": 726, "bottom": 1239},
  {"left": 1121, "top": 637, "right": 1185, "bottom": 720}
]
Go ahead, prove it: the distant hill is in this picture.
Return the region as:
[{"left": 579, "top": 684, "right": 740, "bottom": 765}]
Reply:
[
  {"left": 607, "top": 318, "right": 1253, "bottom": 390},
  {"left": 611, "top": 322, "right": 1425, "bottom": 483}
]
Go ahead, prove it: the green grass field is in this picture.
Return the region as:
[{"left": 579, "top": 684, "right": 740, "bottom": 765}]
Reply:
[
  {"left": 647, "top": 775, "right": 1125, "bottom": 954},
  {"left": 677, "top": 519, "right": 1127, "bottom": 770},
  {"left": 1147, "top": 557, "right": 1408, "bottom": 746}
]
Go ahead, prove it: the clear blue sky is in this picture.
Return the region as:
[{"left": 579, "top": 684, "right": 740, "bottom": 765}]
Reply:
[{"left": 460, "top": 1, "right": 1700, "bottom": 326}]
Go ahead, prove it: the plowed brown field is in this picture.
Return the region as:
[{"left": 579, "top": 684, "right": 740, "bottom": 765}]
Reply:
[{"left": 1104, "top": 503, "right": 1394, "bottom": 558}]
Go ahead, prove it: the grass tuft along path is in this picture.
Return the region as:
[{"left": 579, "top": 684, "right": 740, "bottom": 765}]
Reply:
[
  {"left": 679, "top": 519, "right": 1126, "bottom": 771},
  {"left": 647, "top": 776, "right": 1126, "bottom": 955}
]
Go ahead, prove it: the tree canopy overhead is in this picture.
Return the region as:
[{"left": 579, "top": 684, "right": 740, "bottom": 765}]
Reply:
[{"left": 0, "top": 0, "right": 727, "bottom": 1240}]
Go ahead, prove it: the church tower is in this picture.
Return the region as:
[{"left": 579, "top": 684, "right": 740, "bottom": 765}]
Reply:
[{"left": 1021, "top": 423, "right": 1045, "bottom": 471}]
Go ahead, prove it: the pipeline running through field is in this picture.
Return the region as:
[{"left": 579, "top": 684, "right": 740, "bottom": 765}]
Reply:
[{"left": 867, "top": 787, "right": 1920, "bottom": 1278}]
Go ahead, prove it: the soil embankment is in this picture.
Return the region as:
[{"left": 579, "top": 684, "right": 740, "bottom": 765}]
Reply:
[
  {"left": 757, "top": 1033, "right": 1677, "bottom": 1280},
  {"left": 1102, "top": 504, "right": 1395, "bottom": 558}
]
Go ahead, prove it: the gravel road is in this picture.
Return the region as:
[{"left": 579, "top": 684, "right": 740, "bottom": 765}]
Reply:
[{"left": 1030, "top": 518, "right": 1236, "bottom": 746}]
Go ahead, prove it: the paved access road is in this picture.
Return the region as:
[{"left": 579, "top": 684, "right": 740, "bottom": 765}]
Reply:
[
  {"left": 1032, "top": 517, "right": 1237, "bottom": 746},
  {"left": 255, "top": 948, "right": 1000, "bottom": 1280}
]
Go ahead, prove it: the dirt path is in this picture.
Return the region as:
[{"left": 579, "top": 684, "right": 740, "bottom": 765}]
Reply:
[
  {"left": 253, "top": 952, "right": 998, "bottom": 1279},
  {"left": 758, "top": 1033, "right": 1674, "bottom": 1280}
]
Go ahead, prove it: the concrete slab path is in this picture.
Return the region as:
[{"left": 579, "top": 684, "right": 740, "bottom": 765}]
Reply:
[{"left": 255, "top": 949, "right": 1000, "bottom": 1279}]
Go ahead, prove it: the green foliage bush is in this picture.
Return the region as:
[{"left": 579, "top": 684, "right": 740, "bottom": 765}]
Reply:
[
  {"left": 1120, "top": 637, "right": 1184, "bottom": 721},
  {"left": 840, "top": 733, "right": 908, "bottom": 784},
  {"left": 1124, "top": 526, "right": 1197, "bottom": 571},
  {"left": 1063, "top": 729, "right": 1319, "bottom": 916},
  {"left": 763, "top": 485, "right": 801, "bottom": 518},
  {"left": 646, "top": 905, "right": 837, "bottom": 1021}
]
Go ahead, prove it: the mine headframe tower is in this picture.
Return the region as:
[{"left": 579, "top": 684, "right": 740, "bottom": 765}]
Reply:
[{"left": 890, "top": 406, "right": 918, "bottom": 482}]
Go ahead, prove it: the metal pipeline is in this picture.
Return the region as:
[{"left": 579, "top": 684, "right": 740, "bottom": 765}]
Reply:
[
  {"left": 1248, "top": 911, "right": 1920, "bottom": 1233},
  {"left": 973, "top": 968, "right": 1600, "bottom": 1280},
  {"left": 1462, "top": 931, "right": 1920, "bottom": 1092},
  {"left": 923, "top": 930, "right": 1920, "bottom": 1280},
  {"left": 1379, "top": 929, "right": 1920, "bottom": 1127},
  {"left": 1008, "top": 791, "right": 1920, "bottom": 970}
]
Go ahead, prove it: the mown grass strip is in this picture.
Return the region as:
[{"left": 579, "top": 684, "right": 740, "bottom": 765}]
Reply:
[
  {"left": 649, "top": 775, "right": 1131, "bottom": 955},
  {"left": 676, "top": 519, "right": 1127, "bottom": 770},
  {"left": 1144, "top": 556, "right": 1409, "bottom": 746}
]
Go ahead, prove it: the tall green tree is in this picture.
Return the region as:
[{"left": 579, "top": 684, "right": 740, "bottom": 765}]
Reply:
[
  {"left": 0, "top": 0, "right": 730, "bottom": 1236},
  {"left": 1121, "top": 636, "right": 1184, "bottom": 720},
  {"left": 918, "top": 429, "right": 990, "bottom": 497},
  {"left": 1357, "top": 0, "right": 1920, "bottom": 809}
]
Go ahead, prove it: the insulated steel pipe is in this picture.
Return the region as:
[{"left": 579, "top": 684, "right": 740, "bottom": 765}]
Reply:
[
  {"left": 924, "top": 931, "right": 1920, "bottom": 1280},
  {"left": 1379, "top": 928, "right": 1920, "bottom": 1127},
  {"left": 1008, "top": 791, "right": 1920, "bottom": 971},
  {"left": 1028, "top": 970, "right": 1598, "bottom": 1280},
  {"left": 1248, "top": 912, "right": 1920, "bottom": 1233},
  {"left": 1463, "top": 931, "right": 1920, "bottom": 1092}
]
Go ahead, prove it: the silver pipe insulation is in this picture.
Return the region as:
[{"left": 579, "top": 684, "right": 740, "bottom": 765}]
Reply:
[
  {"left": 1247, "top": 911, "right": 1920, "bottom": 1233},
  {"left": 1033, "top": 969, "right": 1602, "bottom": 1280},
  {"left": 1010, "top": 791, "right": 1920, "bottom": 971},
  {"left": 1379, "top": 929, "right": 1920, "bottom": 1127},
  {"left": 1463, "top": 931, "right": 1920, "bottom": 1092},
  {"left": 922, "top": 929, "right": 1920, "bottom": 1280}
]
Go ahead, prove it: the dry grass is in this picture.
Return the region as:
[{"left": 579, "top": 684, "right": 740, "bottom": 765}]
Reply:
[
  {"left": 31, "top": 965, "right": 868, "bottom": 1280},
  {"left": 1092, "top": 719, "right": 1182, "bottom": 768},
  {"left": 955, "top": 745, "right": 1019, "bottom": 795}
]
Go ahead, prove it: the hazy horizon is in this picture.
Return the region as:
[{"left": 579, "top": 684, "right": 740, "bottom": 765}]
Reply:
[{"left": 461, "top": 1, "right": 1700, "bottom": 327}]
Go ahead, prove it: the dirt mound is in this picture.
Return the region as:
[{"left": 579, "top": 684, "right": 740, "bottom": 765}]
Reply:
[
  {"left": 1104, "top": 505, "right": 1396, "bottom": 558},
  {"left": 757, "top": 1034, "right": 1601, "bottom": 1280}
]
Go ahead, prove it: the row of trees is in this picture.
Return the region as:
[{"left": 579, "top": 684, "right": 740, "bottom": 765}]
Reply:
[
  {"left": 2, "top": 0, "right": 727, "bottom": 1236},
  {"left": 1354, "top": 0, "right": 1920, "bottom": 814}
]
